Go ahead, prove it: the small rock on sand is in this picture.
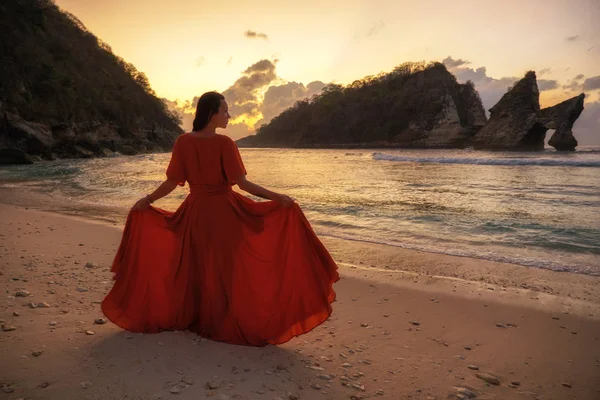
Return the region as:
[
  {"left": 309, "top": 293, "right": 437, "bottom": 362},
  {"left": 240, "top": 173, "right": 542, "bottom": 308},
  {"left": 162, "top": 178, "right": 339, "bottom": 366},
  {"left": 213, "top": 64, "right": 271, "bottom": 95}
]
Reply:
[
  {"left": 81, "top": 381, "right": 92, "bottom": 389},
  {"left": 94, "top": 318, "right": 107, "bottom": 325},
  {"left": 205, "top": 381, "right": 220, "bottom": 390},
  {"left": 15, "top": 290, "right": 30, "bottom": 297},
  {"left": 561, "top": 382, "right": 572, "bottom": 388},
  {"left": 476, "top": 372, "right": 500, "bottom": 385},
  {"left": 467, "top": 365, "right": 479, "bottom": 370},
  {"left": 84, "top": 330, "right": 95, "bottom": 335},
  {"left": 2, "top": 325, "right": 17, "bottom": 332},
  {"left": 454, "top": 387, "right": 477, "bottom": 398}
]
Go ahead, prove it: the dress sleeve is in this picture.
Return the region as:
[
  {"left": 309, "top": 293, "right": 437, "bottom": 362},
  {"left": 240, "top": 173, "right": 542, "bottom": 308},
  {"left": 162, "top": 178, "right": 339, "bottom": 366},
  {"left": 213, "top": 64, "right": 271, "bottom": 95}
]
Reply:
[
  {"left": 166, "top": 136, "right": 186, "bottom": 186},
  {"left": 222, "top": 136, "right": 247, "bottom": 185}
]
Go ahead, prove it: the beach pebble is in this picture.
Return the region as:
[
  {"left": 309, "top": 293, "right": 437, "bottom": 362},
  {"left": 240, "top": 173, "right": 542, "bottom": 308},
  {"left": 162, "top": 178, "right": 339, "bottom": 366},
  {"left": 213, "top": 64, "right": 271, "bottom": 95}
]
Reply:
[
  {"left": 464, "top": 346, "right": 472, "bottom": 351},
  {"left": 317, "top": 374, "right": 332, "bottom": 380},
  {"left": 205, "top": 381, "right": 220, "bottom": 390},
  {"left": 351, "top": 383, "right": 366, "bottom": 391},
  {"left": 311, "top": 383, "right": 322, "bottom": 390},
  {"left": 1, "top": 386, "right": 14, "bottom": 394},
  {"left": 84, "top": 330, "right": 95, "bottom": 335},
  {"left": 85, "top": 262, "right": 97, "bottom": 269},
  {"left": 15, "top": 290, "right": 30, "bottom": 297},
  {"left": 375, "top": 389, "right": 384, "bottom": 396},
  {"left": 38, "top": 382, "right": 50, "bottom": 388},
  {"left": 32, "top": 351, "right": 43, "bottom": 357},
  {"left": 76, "top": 287, "right": 88, "bottom": 292},
  {"left": 28, "top": 302, "right": 37, "bottom": 308},
  {"left": 2, "top": 325, "right": 17, "bottom": 332},
  {"left": 181, "top": 376, "right": 194, "bottom": 385},
  {"left": 37, "top": 302, "right": 51, "bottom": 308},
  {"left": 495, "top": 323, "right": 507, "bottom": 328},
  {"left": 467, "top": 365, "right": 479, "bottom": 370},
  {"left": 94, "top": 318, "right": 107, "bottom": 325},
  {"left": 360, "top": 323, "right": 368, "bottom": 327},
  {"left": 49, "top": 321, "right": 58, "bottom": 326},
  {"left": 169, "top": 386, "right": 181, "bottom": 394},
  {"left": 454, "top": 387, "right": 477, "bottom": 398},
  {"left": 341, "top": 363, "right": 353, "bottom": 368},
  {"left": 476, "top": 372, "right": 500, "bottom": 385},
  {"left": 81, "top": 381, "right": 92, "bottom": 389},
  {"left": 12, "top": 311, "right": 20, "bottom": 317},
  {"left": 561, "top": 382, "right": 572, "bottom": 388},
  {"left": 410, "top": 320, "right": 420, "bottom": 326}
]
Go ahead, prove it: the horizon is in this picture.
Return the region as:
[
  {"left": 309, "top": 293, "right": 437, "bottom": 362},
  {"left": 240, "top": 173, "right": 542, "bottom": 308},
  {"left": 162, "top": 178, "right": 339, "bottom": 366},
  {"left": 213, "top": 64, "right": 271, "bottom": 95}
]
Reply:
[{"left": 53, "top": 0, "right": 600, "bottom": 144}]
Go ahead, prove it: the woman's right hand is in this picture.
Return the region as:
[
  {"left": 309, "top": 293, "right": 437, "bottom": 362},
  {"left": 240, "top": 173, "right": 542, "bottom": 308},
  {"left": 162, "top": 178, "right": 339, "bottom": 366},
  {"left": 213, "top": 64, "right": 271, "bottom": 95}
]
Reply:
[
  {"left": 273, "top": 193, "right": 296, "bottom": 207},
  {"left": 132, "top": 197, "right": 150, "bottom": 211}
]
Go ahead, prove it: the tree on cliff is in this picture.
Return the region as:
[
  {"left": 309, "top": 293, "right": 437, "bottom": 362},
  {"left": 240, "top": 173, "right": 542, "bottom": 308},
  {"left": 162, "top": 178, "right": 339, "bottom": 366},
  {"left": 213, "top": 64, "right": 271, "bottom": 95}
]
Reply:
[
  {"left": 238, "top": 62, "right": 486, "bottom": 148},
  {"left": 0, "top": 0, "right": 180, "bottom": 136}
]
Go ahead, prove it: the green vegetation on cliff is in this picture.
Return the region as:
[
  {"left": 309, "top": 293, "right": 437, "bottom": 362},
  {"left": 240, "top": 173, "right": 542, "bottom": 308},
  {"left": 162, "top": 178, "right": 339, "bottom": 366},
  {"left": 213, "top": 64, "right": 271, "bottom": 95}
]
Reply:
[
  {"left": 237, "top": 62, "right": 487, "bottom": 148},
  {"left": 0, "top": 0, "right": 181, "bottom": 162}
]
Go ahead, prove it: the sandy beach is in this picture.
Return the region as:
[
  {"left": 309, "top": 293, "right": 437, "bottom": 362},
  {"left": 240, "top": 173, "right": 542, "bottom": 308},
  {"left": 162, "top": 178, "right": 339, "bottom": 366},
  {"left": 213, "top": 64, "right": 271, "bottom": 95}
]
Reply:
[{"left": 1, "top": 198, "right": 599, "bottom": 400}]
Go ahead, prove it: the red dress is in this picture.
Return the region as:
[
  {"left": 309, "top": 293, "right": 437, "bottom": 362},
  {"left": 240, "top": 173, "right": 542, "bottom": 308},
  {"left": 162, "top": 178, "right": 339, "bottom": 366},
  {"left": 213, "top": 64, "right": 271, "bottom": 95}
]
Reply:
[{"left": 101, "top": 133, "right": 339, "bottom": 346}]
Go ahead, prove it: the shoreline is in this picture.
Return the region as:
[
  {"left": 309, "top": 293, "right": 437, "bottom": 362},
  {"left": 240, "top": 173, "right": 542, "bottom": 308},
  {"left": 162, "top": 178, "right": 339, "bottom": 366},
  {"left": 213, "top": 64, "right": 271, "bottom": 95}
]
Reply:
[
  {"left": 1, "top": 186, "right": 600, "bottom": 306},
  {"left": 1, "top": 200, "right": 599, "bottom": 398}
]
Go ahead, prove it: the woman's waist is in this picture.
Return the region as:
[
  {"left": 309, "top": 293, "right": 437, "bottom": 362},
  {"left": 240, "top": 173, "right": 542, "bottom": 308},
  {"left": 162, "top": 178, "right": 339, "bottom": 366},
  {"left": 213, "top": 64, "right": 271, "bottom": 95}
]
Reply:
[{"left": 188, "top": 183, "right": 232, "bottom": 196}]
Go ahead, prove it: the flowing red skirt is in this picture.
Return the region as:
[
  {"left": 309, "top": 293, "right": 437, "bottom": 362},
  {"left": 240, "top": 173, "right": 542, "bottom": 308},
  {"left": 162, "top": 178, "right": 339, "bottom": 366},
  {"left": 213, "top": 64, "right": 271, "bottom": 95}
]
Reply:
[{"left": 101, "top": 188, "right": 339, "bottom": 346}]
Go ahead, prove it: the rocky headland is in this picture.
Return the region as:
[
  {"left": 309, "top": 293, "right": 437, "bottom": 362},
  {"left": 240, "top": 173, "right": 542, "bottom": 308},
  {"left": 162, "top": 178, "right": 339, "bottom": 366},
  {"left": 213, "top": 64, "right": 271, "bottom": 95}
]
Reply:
[{"left": 0, "top": 0, "right": 181, "bottom": 165}]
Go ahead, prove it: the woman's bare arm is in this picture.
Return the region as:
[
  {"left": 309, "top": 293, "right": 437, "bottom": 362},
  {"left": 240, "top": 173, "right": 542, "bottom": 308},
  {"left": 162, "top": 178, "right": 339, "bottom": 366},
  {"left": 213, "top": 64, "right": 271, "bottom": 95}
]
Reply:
[
  {"left": 235, "top": 175, "right": 294, "bottom": 206},
  {"left": 132, "top": 179, "right": 180, "bottom": 210}
]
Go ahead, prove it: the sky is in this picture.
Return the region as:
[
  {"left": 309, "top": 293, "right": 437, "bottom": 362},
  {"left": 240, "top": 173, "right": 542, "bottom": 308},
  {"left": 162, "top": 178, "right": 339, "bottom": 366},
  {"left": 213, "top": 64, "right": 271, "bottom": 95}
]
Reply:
[{"left": 54, "top": 0, "right": 600, "bottom": 143}]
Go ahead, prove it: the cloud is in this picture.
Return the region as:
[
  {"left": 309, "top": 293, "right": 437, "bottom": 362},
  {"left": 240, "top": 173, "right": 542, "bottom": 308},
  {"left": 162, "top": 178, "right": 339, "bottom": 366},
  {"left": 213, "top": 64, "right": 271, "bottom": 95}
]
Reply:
[
  {"left": 365, "top": 21, "right": 385, "bottom": 37},
  {"left": 196, "top": 57, "right": 205, "bottom": 68},
  {"left": 222, "top": 59, "right": 277, "bottom": 120},
  {"left": 538, "top": 67, "right": 552, "bottom": 76},
  {"left": 572, "top": 101, "right": 600, "bottom": 145},
  {"left": 244, "top": 30, "right": 268, "bottom": 40},
  {"left": 537, "top": 79, "right": 559, "bottom": 91},
  {"left": 442, "top": 56, "right": 470, "bottom": 69},
  {"left": 583, "top": 76, "right": 600, "bottom": 91},
  {"left": 443, "top": 57, "right": 518, "bottom": 113},
  {"left": 162, "top": 59, "right": 328, "bottom": 140},
  {"left": 574, "top": 74, "right": 585, "bottom": 81},
  {"left": 563, "top": 80, "right": 582, "bottom": 92},
  {"left": 256, "top": 80, "right": 326, "bottom": 126},
  {"left": 565, "top": 35, "right": 579, "bottom": 42},
  {"left": 225, "top": 121, "right": 254, "bottom": 139}
]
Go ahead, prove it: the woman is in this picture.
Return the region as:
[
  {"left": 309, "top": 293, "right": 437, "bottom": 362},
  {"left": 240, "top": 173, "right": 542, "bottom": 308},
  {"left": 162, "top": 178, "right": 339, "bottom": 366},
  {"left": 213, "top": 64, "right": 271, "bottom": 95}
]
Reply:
[{"left": 101, "top": 91, "right": 339, "bottom": 346}]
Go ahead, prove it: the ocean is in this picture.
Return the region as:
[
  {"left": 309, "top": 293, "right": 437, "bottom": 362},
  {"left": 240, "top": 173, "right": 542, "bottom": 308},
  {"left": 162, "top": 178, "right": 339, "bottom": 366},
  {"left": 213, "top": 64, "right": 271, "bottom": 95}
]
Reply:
[{"left": 1, "top": 146, "right": 599, "bottom": 276}]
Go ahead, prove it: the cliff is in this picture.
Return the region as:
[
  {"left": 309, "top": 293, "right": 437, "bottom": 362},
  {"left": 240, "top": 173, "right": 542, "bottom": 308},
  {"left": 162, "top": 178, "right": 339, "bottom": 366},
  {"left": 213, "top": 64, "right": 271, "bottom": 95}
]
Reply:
[
  {"left": 0, "top": 0, "right": 182, "bottom": 164},
  {"left": 237, "top": 62, "right": 487, "bottom": 149},
  {"left": 471, "top": 72, "right": 585, "bottom": 151}
]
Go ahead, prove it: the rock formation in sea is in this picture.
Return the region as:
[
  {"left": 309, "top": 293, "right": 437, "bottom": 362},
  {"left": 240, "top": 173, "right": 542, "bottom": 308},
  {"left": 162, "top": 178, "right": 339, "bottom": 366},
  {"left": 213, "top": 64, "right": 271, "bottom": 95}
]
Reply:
[
  {"left": 0, "top": 0, "right": 182, "bottom": 164},
  {"left": 471, "top": 71, "right": 585, "bottom": 151},
  {"left": 237, "top": 62, "right": 488, "bottom": 149}
]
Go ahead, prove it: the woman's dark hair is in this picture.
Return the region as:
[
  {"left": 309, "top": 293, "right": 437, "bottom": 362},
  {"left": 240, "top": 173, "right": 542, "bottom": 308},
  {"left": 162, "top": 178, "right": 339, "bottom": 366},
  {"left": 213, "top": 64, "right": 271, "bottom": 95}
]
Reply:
[{"left": 192, "top": 91, "right": 225, "bottom": 131}]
